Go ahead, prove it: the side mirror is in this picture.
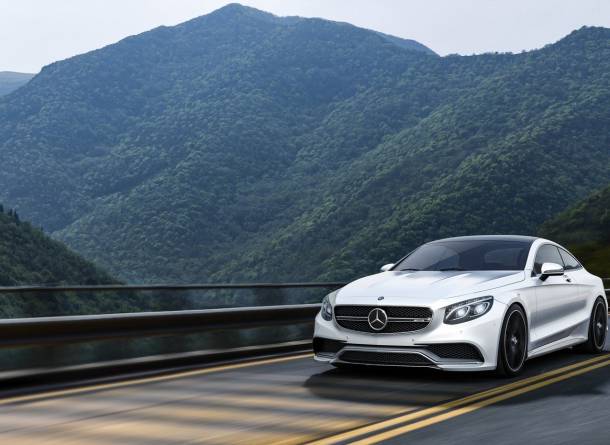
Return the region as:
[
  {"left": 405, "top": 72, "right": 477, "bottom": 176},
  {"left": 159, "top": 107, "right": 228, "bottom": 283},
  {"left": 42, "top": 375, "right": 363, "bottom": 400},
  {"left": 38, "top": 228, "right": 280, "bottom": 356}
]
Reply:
[
  {"left": 540, "top": 262, "right": 564, "bottom": 281},
  {"left": 380, "top": 263, "right": 394, "bottom": 272}
]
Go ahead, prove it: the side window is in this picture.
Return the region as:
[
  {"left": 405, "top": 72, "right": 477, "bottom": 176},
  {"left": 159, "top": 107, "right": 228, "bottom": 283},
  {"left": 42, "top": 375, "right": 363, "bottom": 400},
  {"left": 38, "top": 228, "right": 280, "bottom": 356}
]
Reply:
[
  {"left": 534, "top": 245, "right": 563, "bottom": 275},
  {"left": 559, "top": 248, "right": 582, "bottom": 271}
]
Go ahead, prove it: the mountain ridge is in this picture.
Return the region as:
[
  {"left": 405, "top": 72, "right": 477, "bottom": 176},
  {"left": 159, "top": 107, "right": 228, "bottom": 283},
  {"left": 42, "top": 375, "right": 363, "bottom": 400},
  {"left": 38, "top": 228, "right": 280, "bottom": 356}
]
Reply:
[{"left": 0, "top": 5, "right": 608, "bottom": 282}]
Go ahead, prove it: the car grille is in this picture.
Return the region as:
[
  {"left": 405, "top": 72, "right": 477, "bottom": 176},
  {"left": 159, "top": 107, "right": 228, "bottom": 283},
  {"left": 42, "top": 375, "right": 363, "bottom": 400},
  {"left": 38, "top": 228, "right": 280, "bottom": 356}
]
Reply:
[
  {"left": 339, "top": 350, "right": 434, "bottom": 367},
  {"left": 334, "top": 305, "right": 432, "bottom": 333},
  {"left": 425, "top": 343, "right": 484, "bottom": 362}
]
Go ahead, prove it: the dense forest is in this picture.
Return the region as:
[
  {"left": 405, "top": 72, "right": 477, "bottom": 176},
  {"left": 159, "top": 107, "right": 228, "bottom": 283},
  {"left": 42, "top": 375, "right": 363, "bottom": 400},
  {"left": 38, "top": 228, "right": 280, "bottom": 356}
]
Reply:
[
  {"left": 0, "top": 205, "right": 113, "bottom": 286},
  {"left": 0, "top": 4, "right": 609, "bottom": 283},
  {"left": 539, "top": 184, "right": 610, "bottom": 277},
  {"left": 0, "top": 206, "right": 127, "bottom": 316}
]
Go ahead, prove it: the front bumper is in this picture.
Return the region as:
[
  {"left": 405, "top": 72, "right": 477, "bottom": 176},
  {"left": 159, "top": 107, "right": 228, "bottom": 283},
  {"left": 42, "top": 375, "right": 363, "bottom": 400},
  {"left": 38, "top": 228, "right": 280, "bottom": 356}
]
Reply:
[{"left": 313, "top": 301, "right": 506, "bottom": 371}]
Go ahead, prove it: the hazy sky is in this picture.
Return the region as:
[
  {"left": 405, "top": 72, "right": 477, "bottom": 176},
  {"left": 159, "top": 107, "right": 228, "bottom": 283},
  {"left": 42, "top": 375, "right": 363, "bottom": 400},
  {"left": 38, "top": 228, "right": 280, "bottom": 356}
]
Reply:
[{"left": 2, "top": 0, "right": 610, "bottom": 73}]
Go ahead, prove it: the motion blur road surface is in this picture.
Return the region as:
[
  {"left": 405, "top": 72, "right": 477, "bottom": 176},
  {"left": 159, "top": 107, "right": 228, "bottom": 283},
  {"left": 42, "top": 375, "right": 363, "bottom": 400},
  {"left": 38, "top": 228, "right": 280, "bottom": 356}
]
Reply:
[{"left": 0, "top": 329, "right": 608, "bottom": 445}]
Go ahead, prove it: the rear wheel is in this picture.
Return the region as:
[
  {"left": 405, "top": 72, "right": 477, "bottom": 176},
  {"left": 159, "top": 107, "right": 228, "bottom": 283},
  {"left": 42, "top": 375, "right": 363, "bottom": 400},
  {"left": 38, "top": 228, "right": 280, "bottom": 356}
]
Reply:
[
  {"left": 496, "top": 305, "right": 528, "bottom": 377},
  {"left": 575, "top": 297, "right": 607, "bottom": 353}
]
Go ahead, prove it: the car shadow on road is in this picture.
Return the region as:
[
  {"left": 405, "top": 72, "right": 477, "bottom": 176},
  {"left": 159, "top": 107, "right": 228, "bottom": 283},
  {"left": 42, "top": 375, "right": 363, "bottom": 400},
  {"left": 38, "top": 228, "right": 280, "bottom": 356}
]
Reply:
[{"left": 304, "top": 347, "right": 610, "bottom": 408}]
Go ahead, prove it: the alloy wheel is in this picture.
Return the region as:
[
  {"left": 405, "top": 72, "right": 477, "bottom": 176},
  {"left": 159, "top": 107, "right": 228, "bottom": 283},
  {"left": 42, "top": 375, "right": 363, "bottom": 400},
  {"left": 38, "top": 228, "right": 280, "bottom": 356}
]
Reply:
[
  {"left": 504, "top": 310, "right": 527, "bottom": 372},
  {"left": 593, "top": 300, "right": 607, "bottom": 349}
]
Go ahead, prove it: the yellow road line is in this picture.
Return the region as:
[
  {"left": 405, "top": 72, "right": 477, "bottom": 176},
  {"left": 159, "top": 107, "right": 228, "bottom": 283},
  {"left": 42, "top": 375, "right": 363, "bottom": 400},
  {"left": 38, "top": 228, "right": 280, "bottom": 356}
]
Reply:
[
  {"left": 353, "top": 357, "right": 610, "bottom": 444},
  {"left": 0, "top": 353, "right": 313, "bottom": 407},
  {"left": 308, "top": 353, "right": 610, "bottom": 445}
]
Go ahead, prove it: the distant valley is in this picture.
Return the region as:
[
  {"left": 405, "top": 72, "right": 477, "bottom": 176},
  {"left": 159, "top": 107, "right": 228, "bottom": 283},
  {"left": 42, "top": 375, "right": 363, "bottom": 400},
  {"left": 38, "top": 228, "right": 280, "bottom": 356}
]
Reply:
[{"left": 0, "top": 71, "right": 34, "bottom": 96}]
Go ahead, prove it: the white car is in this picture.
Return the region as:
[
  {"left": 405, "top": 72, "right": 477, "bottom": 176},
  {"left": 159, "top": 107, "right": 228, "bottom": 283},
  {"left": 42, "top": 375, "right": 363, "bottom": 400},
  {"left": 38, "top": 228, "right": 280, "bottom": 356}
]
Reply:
[{"left": 313, "top": 235, "right": 607, "bottom": 376}]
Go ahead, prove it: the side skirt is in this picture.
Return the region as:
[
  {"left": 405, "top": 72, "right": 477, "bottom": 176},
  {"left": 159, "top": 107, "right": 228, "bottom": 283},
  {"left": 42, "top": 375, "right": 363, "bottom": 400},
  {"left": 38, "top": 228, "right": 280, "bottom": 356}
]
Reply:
[{"left": 528, "top": 335, "right": 587, "bottom": 359}]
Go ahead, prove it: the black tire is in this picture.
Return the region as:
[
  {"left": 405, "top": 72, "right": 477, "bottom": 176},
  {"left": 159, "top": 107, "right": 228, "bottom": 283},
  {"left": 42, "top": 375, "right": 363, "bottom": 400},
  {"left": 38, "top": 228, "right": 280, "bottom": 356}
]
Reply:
[
  {"left": 575, "top": 297, "right": 607, "bottom": 353},
  {"left": 496, "top": 304, "right": 528, "bottom": 377}
]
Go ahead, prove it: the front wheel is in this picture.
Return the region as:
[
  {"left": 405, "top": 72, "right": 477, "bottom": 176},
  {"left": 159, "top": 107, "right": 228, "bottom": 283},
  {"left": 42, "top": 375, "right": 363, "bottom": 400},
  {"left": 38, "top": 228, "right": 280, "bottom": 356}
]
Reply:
[
  {"left": 575, "top": 297, "right": 607, "bottom": 353},
  {"left": 496, "top": 305, "right": 528, "bottom": 377}
]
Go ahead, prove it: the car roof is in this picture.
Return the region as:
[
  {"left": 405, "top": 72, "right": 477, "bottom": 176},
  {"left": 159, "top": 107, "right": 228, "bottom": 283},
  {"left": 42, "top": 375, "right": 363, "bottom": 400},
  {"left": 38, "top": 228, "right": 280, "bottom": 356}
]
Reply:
[{"left": 429, "top": 235, "right": 538, "bottom": 244}]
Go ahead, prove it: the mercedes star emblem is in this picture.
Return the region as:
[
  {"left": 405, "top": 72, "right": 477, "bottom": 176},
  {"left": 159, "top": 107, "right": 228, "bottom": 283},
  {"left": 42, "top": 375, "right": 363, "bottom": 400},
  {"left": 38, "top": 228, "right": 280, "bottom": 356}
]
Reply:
[{"left": 368, "top": 308, "right": 388, "bottom": 331}]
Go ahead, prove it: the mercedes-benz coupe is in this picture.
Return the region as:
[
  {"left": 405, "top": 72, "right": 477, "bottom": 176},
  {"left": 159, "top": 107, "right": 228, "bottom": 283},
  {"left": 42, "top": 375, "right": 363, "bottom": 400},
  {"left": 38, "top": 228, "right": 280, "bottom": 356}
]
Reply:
[{"left": 313, "top": 235, "right": 607, "bottom": 376}]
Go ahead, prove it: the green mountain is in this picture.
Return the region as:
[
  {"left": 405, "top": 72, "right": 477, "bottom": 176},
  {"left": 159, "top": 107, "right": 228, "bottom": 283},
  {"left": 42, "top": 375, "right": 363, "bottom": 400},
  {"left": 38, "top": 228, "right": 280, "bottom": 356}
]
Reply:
[
  {"left": 0, "top": 205, "right": 125, "bottom": 317},
  {"left": 539, "top": 185, "right": 610, "bottom": 278},
  {"left": 0, "top": 208, "right": 211, "bottom": 318},
  {"left": 374, "top": 31, "right": 436, "bottom": 55},
  {"left": 0, "top": 205, "right": 113, "bottom": 286},
  {"left": 0, "top": 4, "right": 609, "bottom": 283},
  {"left": 0, "top": 71, "right": 34, "bottom": 96}
]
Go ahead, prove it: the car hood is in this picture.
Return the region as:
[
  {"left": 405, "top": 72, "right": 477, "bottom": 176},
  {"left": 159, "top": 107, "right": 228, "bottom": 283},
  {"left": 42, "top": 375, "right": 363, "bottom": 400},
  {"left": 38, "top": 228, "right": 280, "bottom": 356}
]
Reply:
[{"left": 335, "top": 270, "right": 525, "bottom": 306}]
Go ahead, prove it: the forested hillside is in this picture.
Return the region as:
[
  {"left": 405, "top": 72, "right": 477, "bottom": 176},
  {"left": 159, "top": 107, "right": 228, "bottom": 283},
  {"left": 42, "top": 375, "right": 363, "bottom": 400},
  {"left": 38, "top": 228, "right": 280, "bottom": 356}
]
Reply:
[
  {"left": 0, "top": 4, "right": 609, "bottom": 283},
  {"left": 0, "top": 206, "right": 113, "bottom": 286},
  {"left": 0, "top": 71, "right": 34, "bottom": 96},
  {"left": 539, "top": 185, "right": 610, "bottom": 277},
  {"left": 0, "top": 206, "right": 125, "bottom": 317},
  {"left": 0, "top": 207, "right": 220, "bottom": 317}
]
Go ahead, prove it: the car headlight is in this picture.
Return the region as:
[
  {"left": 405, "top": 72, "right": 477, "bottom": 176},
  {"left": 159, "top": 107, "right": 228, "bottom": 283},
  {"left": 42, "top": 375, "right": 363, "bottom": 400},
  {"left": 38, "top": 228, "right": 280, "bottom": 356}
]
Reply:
[
  {"left": 444, "top": 296, "right": 493, "bottom": 324},
  {"left": 320, "top": 294, "right": 333, "bottom": 321}
]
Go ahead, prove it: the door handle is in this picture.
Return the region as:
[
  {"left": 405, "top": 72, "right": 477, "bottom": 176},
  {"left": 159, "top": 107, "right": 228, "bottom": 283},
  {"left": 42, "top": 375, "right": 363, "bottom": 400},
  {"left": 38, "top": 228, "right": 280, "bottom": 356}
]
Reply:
[{"left": 564, "top": 275, "right": 572, "bottom": 283}]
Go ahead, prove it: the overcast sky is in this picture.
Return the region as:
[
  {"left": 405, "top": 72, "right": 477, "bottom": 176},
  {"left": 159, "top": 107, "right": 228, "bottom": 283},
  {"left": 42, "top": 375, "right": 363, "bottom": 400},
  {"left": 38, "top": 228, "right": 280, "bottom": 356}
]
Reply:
[{"left": 2, "top": 0, "right": 609, "bottom": 73}]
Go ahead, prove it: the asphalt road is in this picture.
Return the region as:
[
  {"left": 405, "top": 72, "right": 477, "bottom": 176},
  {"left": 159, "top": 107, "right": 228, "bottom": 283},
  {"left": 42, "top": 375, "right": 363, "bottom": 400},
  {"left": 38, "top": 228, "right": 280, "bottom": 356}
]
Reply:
[
  {"left": 381, "top": 364, "right": 610, "bottom": 445},
  {"left": 0, "top": 331, "right": 608, "bottom": 444}
]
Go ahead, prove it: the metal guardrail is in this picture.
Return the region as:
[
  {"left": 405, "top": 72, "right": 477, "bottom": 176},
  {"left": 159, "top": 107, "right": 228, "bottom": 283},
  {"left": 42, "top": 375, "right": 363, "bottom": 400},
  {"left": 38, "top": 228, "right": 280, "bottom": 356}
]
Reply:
[
  {"left": 0, "top": 340, "right": 313, "bottom": 389},
  {"left": 0, "top": 282, "right": 348, "bottom": 349},
  {"left": 0, "top": 276, "right": 606, "bottom": 296},
  {"left": 0, "top": 304, "right": 321, "bottom": 348},
  {"left": 0, "top": 278, "right": 604, "bottom": 294},
  {"left": 0, "top": 282, "right": 349, "bottom": 293}
]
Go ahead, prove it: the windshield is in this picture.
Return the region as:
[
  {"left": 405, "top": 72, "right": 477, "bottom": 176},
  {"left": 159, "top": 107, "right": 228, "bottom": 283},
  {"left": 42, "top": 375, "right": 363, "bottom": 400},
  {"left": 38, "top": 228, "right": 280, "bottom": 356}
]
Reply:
[{"left": 394, "top": 239, "right": 533, "bottom": 272}]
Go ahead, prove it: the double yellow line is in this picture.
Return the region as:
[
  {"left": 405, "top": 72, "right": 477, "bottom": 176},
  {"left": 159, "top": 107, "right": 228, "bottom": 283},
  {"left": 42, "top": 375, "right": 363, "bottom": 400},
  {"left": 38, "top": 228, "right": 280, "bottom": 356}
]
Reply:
[
  {"left": 2, "top": 350, "right": 609, "bottom": 445},
  {"left": 310, "top": 353, "right": 610, "bottom": 445}
]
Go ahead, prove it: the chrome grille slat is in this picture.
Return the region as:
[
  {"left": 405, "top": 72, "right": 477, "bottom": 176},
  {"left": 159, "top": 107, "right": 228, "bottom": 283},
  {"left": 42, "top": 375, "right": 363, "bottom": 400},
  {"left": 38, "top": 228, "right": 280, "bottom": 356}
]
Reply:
[
  {"left": 335, "top": 315, "right": 367, "bottom": 320},
  {"left": 334, "top": 305, "right": 433, "bottom": 333},
  {"left": 336, "top": 316, "right": 431, "bottom": 322}
]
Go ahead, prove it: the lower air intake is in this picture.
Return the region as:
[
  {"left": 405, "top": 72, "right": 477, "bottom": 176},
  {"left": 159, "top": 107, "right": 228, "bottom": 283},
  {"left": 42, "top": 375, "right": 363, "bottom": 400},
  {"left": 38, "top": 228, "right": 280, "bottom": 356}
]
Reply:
[
  {"left": 425, "top": 343, "right": 484, "bottom": 362},
  {"left": 313, "top": 337, "right": 345, "bottom": 355},
  {"left": 339, "top": 350, "right": 434, "bottom": 367}
]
